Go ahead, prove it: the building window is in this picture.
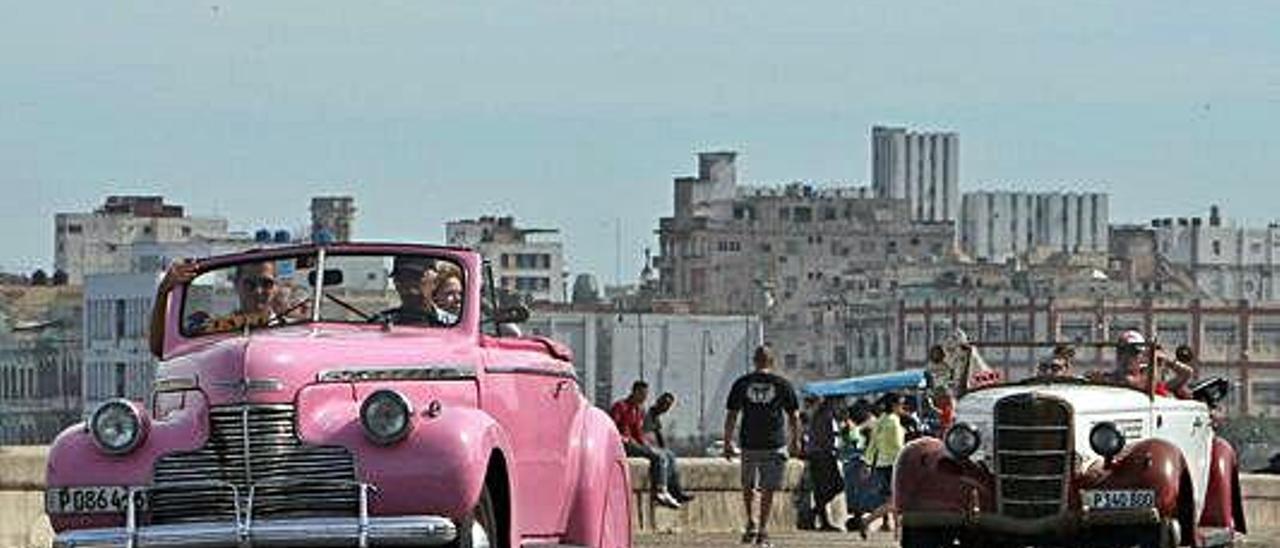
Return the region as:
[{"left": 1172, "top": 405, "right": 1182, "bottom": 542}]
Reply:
[
  {"left": 501, "top": 254, "right": 510, "bottom": 268},
  {"left": 68, "top": 224, "right": 83, "bottom": 234},
  {"left": 114, "top": 363, "right": 127, "bottom": 398},
  {"left": 115, "top": 299, "right": 127, "bottom": 340},
  {"left": 1212, "top": 240, "right": 1222, "bottom": 256},
  {"left": 784, "top": 354, "right": 798, "bottom": 369},
  {"left": 822, "top": 207, "right": 837, "bottom": 221},
  {"left": 793, "top": 207, "right": 812, "bottom": 223},
  {"left": 779, "top": 207, "right": 791, "bottom": 221}
]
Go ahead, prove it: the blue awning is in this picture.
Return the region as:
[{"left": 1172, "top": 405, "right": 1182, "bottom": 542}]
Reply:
[{"left": 803, "top": 369, "right": 928, "bottom": 398}]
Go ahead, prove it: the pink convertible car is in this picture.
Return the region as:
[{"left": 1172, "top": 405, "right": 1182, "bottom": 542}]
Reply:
[{"left": 45, "top": 243, "right": 633, "bottom": 548}]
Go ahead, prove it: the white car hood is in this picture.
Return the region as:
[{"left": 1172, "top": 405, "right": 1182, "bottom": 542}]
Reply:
[{"left": 954, "top": 383, "right": 1154, "bottom": 470}]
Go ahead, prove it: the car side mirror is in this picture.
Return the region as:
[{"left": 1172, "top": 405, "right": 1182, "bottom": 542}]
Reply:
[
  {"left": 1191, "top": 377, "right": 1229, "bottom": 407},
  {"left": 494, "top": 305, "right": 530, "bottom": 324},
  {"left": 307, "top": 269, "right": 344, "bottom": 287}
]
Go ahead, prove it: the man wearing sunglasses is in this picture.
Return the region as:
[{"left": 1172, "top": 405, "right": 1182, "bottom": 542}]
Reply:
[
  {"left": 149, "top": 260, "right": 287, "bottom": 356},
  {"left": 233, "top": 262, "right": 281, "bottom": 317}
]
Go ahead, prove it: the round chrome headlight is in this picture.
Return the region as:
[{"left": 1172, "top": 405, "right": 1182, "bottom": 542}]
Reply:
[
  {"left": 944, "top": 422, "right": 980, "bottom": 459},
  {"left": 90, "top": 399, "right": 146, "bottom": 455},
  {"left": 1089, "top": 422, "right": 1126, "bottom": 458},
  {"left": 360, "top": 390, "right": 413, "bottom": 445}
]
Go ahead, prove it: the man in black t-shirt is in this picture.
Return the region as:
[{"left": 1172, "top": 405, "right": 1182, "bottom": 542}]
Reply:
[{"left": 724, "top": 345, "right": 801, "bottom": 546}]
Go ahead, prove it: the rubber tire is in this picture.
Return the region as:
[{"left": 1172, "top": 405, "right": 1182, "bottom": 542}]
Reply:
[
  {"left": 1135, "top": 519, "right": 1179, "bottom": 548},
  {"left": 452, "top": 485, "right": 499, "bottom": 548},
  {"left": 901, "top": 527, "right": 954, "bottom": 548}
]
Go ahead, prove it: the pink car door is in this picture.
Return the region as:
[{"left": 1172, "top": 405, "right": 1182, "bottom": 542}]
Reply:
[{"left": 483, "top": 359, "right": 581, "bottom": 536}]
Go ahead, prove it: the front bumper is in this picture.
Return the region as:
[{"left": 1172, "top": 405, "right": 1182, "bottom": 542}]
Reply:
[
  {"left": 52, "top": 481, "right": 458, "bottom": 548},
  {"left": 54, "top": 515, "right": 457, "bottom": 547},
  {"left": 902, "top": 508, "right": 1161, "bottom": 537}
]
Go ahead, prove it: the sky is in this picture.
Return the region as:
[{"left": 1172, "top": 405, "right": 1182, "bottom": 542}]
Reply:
[{"left": 1, "top": 1, "right": 1278, "bottom": 281}]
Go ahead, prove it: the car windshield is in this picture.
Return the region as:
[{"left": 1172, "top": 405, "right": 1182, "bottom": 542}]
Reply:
[{"left": 180, "top": 250, "right": 465, "bottom": 336}]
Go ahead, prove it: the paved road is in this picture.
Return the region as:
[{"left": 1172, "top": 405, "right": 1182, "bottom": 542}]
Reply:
[{"left": 635, "top": 530, "right": 1280, "bottom": 547}]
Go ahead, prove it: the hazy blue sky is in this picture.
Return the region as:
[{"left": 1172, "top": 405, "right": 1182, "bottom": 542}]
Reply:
[{"left": 2, "top": 1, "right": 1277, "bottom": 281}]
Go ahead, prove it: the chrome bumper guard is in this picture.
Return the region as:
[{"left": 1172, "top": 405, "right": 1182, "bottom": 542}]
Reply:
[{"left": 54, "top": 480, "right": 458, "bottom": 548}]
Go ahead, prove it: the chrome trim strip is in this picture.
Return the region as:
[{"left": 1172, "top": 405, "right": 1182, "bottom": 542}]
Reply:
[
  {"left": 211, "top": 378, "right": 284, "bottom": 394},
  {"left": 152, "top": 376, "right": 199, "bottom": 393},
  {"left": 486, "top": 365, "right": 578, "bottom": 381},
  {"left": 240, "top": 407, "right": 253, "bottom": 488},
  {"left": 317, "top": 365, "right": 477, "bottom": 383}
]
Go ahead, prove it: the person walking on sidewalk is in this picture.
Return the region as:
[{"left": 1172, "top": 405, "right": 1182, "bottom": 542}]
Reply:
[
  {"left": 723, "top": 345, "right": 801, "bottom": 547},
  {"left": 849, "top": 392, "right": 909, "bottom": 539},
  {"left": 797, "top": 395, "right": 842, "bottom": 531},
  {"left": 612, "top": 381, "right": 682, "bottom": 509}
]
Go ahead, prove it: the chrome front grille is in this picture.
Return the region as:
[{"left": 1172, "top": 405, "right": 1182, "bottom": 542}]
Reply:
[
  {"left": 150, "top": 404, "right": 358, "bottom": 524},
  {"left": 994, "top": 394, "right": 1071, "bottom": 520}
]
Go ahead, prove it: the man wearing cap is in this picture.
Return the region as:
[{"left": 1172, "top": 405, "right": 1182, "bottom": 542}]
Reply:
[
  {"left": 379, "top": 256, "right": 450, "bottom": 325},
  {"left": 1106, "top": 330, "right": 1195, "bottom": 397}
]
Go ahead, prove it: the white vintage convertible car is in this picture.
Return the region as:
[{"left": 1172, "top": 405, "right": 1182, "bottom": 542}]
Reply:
[{"left": 895, "top": 344, "right": 1246, "bottom": 548}]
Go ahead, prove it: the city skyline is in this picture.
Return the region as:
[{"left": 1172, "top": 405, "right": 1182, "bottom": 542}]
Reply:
[{"left": 2, "top": 1, "right": 1278, "bottom": 278}]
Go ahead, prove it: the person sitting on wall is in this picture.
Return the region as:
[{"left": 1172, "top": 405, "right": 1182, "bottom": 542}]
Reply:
[{"left": 612, "top": 381, "right": 683, "bottom": 509}]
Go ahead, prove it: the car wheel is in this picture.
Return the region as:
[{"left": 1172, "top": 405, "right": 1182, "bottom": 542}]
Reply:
[
  {"left": 901, "top": 527, "right": 955, "bottom": 548},
  {"left": 452, "top": 486, "right": 498, "bottom": 548},
  {"left": 1134, "top": 519, "right": 1179, "bottom": 548}
]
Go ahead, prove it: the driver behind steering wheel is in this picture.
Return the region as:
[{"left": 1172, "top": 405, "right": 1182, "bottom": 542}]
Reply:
[{"left": 378, "top": 256, "right": 455, "bottom": 326}]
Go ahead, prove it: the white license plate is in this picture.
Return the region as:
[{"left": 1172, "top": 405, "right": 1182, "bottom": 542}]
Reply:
[
  {"left": 1083, "top": 489, "right": 1155, "bottom": 510},
  {"left": 45, "top": 486, "right": 146, "bottom": 514}
]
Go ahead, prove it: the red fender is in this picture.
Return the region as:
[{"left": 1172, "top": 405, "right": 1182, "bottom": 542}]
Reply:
[
  {"left": 1199, "top": 437, "right": 1247, "bottom": 534},
  {"left": 1088, "top": 438, "right": 1187, "bottom": 520},
  {"left": 894, "top": 437, "right": 996, "bottom": 514}
]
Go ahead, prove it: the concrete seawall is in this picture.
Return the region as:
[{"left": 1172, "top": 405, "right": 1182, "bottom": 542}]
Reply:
[{"left": 5, "top": 447, "right": 1279, "bottom": 547}]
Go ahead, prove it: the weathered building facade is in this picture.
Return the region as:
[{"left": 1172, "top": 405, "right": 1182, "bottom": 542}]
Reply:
[{"left": 656, "top": 152, "right": 955, "bottom": 380}]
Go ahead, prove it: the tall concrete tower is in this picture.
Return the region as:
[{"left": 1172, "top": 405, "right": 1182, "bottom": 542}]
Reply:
[
  {"left": 871, "top": 126, "right": 959, "bottom": 223},
  {"left": 310, "top": 196, "right": 356, "bottom": 242}
]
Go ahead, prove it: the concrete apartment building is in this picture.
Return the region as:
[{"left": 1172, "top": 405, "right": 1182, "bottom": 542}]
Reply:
[
  {"left": 960, "top": 191, "right": 1110, "bottom": 264},
  {"left": 0, "top": 336, "right": 81, "bottom": 444},
  {"left": 82, "top": 273, "right": 157, "bottom": 410},
  {"left": 655, "top": 151, "right": 955, "bottom": 380},
  {"left": 871, "top": 126, "right": 960, "bottom": 223},
  {"left": 310, "top": 196, "right": 356, "bottom": 242},
  {"left": 0, "top": 285, "right": 84, "bottom": 444},
  {"left": 1149, "top": 207, "right": 1280, "bottom": 303},
  {"left": 446, "top": 216, "right": 567, "bottom": 303},
  {"left": 54, "top": 196, "right": 231, "bottom": 284}
]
